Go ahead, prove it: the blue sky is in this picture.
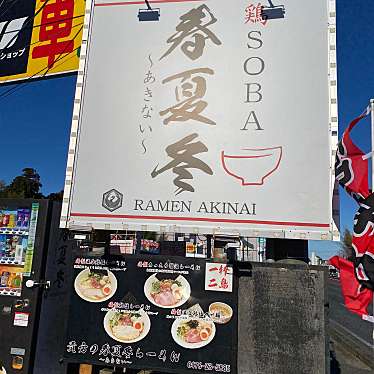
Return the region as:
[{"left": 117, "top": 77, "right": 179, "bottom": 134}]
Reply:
[
  {"left": 310, "top": 0, "right": 374, "bottom": 259},
  {"left": 0, "top": 0, "right": 373, "bottom": 259}
]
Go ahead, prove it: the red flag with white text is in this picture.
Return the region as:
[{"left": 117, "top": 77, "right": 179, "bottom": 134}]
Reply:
[
  {"left": 329, "top": 256, "right": 373, "bottom": 319},
  {"left": 335, "top": 107, "right": 374, "bottom": 291},
  {"left": 335, "top": 109, "right": 370, "bottom": 202}
]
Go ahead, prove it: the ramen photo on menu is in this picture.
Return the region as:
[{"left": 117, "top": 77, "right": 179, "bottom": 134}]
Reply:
[{"left": 74, "top": 268, "right": 117, "bottom": 302}]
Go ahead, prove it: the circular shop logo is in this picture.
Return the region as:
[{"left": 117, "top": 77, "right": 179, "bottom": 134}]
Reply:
[{"left": 102, "top": 189, "right": 123, "bottom": 212}]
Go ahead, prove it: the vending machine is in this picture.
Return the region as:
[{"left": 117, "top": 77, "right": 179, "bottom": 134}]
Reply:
[{"left": 0, "top": 199, "right": 51, "bottom": 374}]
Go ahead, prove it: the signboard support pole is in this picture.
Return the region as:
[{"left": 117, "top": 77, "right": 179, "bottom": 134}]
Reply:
[{"left": 207, "top": 234, "right": 212, "bottom": 258}]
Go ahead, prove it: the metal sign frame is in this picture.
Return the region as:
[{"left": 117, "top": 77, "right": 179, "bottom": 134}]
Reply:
[{"left": 61, "top": 0, "right": 339, "bottom": 241}]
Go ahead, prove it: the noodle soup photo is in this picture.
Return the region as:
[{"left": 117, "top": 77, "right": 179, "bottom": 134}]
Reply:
[
  {"left": 74, "top": 268, "right": 117, "bottom": 302},
  {"left": 103, "top": 309, "right": 151, "bottom": 343},
  {"left": 144, "top": 273, "right": 191, "bottom": 308},
  {"left": 171, "top": 316, "right": 216, "bottom": 349},
  {"left": 209, "top": 302, "right": 233, "bottom": 324}
]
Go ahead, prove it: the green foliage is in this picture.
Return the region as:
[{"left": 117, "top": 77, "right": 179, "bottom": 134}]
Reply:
[
  {"left": 45, "top": 190, "right": 64, "bottom": 201},
  {"left": 0, "top": 169, "right": 62, "bottom": 201},
  {"left": 0, "top": 168, "right": 43, "bottom": 199},
  {"left": 0, "top": 180, "right": 6, "bottom": 194},
  {"left": 339, "top": 228, "right": 355, "bottom": 261}
]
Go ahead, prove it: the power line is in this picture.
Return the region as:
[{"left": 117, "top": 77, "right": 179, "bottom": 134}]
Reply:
[
  {"left": 0, "top": 0, "right": 21, "bottom": 20},
  {"left": 0, "top": 18, "right": 83, "bottom": 85},
  {"left": 29, "top": 21, "right": 83, "bottom": 48},
  {"left": 0, "top": 45, "right": 80, "bottom": 100},
  {"left": 40, "top": 24, "right": 83, "bottom": 76},
  {"left": 0, "top": 13, "right": 84, "bottom": 37},
  {"left": 0, "top": 4, "right": 84, "bottom": 86},
  {"left": 0, "top": 20, "right": 83, "bottom": 85},
  {"left": 29, "top": 20, "right": 84, "bottom": 48},
  {"left": 0, "top": 25, "right": 83, "bottom": 101},
  {"left": 1, "top": 23, "right": 83, "bottom": 97},
  {"left": 1, "top": 0, "right": 52, "bottom": 52},
  {"left": 0, "top": 0, "right": 7, "bottom": 14},
  {"left": 0, "top": 46, "right": 80, "bottom": 100}
]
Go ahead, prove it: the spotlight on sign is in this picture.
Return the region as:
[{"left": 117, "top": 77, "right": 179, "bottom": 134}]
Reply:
[
  {"left": 138, "top": 0, "right": 160, "bottom": 21},
  {"left": 261, "top": 0, "right": 285, "bottom": 20}
]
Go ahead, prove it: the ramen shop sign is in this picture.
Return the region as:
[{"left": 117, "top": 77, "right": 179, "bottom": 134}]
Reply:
[{"left": 65, "top": 1, "right": 335, "bottom": 238}]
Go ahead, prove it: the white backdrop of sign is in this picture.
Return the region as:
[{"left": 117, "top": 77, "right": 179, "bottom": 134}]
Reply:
[{"left": 61, "top": 0, "right": 338, "bottom": 240}]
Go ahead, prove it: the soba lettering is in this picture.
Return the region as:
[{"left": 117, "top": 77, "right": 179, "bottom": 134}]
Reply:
[
  {"left": 241, "top": 31, "right": 264, "bottom": 131},
  {"left": 160, "top": 4, "right": 221, "bottom": 61}
]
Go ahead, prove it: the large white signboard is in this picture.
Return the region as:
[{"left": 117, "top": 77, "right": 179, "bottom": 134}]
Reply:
[{"left": 61, "top": 0, "right": 339, "bottom": 240}]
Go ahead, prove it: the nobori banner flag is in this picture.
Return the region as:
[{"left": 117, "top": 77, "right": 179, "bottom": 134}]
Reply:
[
  {"left": 335, "top": 109, "right": 370, "bottom": 203},
  {"left": 61, "top": 0, "right": 338, "bottom": 240},
  {"left": 329, "top": 256, "right": 373, "bottom": 319},
  {"left": 0, "top": 0, "right": 84, "bottom": 84},
  {"left": 335, "top": 107, "right": 374, "bottom": 290}
]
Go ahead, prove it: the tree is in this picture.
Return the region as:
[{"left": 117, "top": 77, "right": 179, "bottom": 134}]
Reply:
[
  {"left": 1, "top": 168, "right": 43, "bottom": 199},
  {"left": 0, "top": 180, "right": 6, "bottom": 194},
  {"left": 46, "top": 190, "right": 63, "bottom": 201},
  {"left": 339, "top": 228, "right": 355, "bottom": 261},
  {"left": 0, "top": 169, "right": 66, "bottom": 201}
]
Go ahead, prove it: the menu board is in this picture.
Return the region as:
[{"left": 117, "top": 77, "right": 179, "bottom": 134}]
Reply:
[{"left": 64, "top": 255, "right": 238, "bottom": 373}]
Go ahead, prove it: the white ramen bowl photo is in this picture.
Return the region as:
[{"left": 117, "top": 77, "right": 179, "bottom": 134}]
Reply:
[
  {"left": 74, "top": 268, "right": 117, "bottom": 303},
  {"left": 103, "top": 309, "right": 151, "bottom": 343},
  {"left": 171, "top": 316, "right": 216, "bottom": 349},
  {"left": 144, "top": 274, "right": 191, "bottom": 309}
]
